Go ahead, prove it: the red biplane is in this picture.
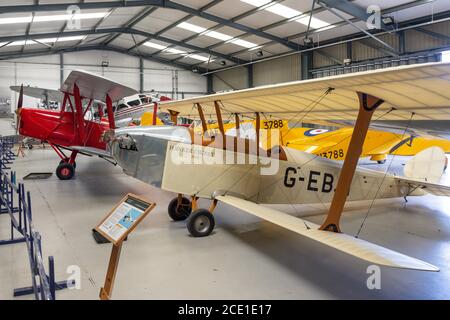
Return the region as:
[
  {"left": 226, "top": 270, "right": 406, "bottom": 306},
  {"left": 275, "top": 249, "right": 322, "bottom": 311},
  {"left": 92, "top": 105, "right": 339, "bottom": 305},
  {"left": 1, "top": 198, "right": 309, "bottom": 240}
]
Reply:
[{"left": 14, "top": 70, "right": 138, "bottom": 180}]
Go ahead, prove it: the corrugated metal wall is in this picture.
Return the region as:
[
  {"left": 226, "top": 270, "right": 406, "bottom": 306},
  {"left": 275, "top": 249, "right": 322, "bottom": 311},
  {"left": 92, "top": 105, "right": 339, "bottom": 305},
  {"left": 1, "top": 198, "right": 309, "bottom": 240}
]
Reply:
[
  {"left": 253, "top": 54, "right": 301, "bottom": 86},
  {"left": 313, "top": 20, "right": 450, "bottom": 71},
  {"left": 212, "top": 66, "right": 248, "bottom": 92},
  {"left": 406, "top": 21, "right": 450, "bottom": 52}
]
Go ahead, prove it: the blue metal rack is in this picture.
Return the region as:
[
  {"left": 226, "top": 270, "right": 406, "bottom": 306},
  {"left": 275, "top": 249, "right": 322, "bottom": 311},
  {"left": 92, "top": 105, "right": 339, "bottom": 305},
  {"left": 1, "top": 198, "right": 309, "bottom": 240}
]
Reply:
[{"left": 0, "top": 136, "right": 74, "bottom": 300}]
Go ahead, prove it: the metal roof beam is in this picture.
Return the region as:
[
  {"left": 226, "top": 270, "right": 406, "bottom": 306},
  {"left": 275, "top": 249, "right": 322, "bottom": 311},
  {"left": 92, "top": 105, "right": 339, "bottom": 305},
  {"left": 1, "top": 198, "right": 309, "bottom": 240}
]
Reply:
[
  {"left": 0, "top": 0, "right": 300, "bottom": 50},
  {"left": 317, "top": 0, "right": 390, "bottom": 31},
  {"left": 0, "top": 43, "right": 205, "bottom": 72},
  {"left": 0, "top": 1, "right": 164, "bottom": 13},
  {"left": 102, "top": 6, "right": 159, "bottom": 46},
  {"left": 164, "top": 1, "right": 300, "bottom": 51},
  {"left": 0, "top": 27, "right": 242, "bottom": 64}
]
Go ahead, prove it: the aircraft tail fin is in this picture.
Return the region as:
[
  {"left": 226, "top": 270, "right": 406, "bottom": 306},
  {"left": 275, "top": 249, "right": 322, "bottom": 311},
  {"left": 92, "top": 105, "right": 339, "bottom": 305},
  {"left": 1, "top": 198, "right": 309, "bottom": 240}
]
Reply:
[{"left": 403, "top": 146, "right": 446, "bottom": 184}]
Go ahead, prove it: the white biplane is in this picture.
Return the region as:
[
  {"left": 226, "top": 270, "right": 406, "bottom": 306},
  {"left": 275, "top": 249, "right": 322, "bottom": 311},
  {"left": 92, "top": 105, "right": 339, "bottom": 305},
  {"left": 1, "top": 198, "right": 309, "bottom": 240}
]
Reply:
[{"left": 106, "top": 62, "right": 450, "bottom": 272}]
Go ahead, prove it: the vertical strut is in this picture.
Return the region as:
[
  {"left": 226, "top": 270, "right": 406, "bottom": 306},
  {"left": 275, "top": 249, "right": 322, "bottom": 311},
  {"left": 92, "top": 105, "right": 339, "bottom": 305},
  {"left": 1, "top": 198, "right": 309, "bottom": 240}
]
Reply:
[
  {"left": 73, "top": 84, "right": 85, "bottom": 143},
  {"left": 106, "top": 94, "right": 115, "bottom": 130},
  {"left": 319, "top": 92, "right": 384, "bottom": 233},
  {"left": 196, "top": 103, "right": 208, "bottom": 134}
]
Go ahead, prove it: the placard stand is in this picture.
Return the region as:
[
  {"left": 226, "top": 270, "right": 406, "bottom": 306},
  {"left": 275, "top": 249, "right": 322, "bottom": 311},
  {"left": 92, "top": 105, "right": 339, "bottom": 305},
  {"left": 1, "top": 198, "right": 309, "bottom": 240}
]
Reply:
[{"left": 94, "top": 193, "right": 155, "bottom": 300}]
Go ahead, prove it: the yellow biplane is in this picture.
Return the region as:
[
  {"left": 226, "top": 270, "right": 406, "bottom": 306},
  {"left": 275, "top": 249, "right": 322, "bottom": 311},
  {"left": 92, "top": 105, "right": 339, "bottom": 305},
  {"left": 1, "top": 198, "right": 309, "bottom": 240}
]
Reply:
[
  {"left": 107, "top": 62, "right": 450, "bottom": 273},
  {"left": 142, "top": 115, "right": 450, "bottom": 164}
]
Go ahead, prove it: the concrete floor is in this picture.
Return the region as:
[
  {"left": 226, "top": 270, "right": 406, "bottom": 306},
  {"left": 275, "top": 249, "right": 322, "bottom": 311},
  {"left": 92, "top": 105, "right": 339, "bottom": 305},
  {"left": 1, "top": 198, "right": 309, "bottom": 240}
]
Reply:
[{"left": 1, "top": 119, "right": 450, "bottom": 299}]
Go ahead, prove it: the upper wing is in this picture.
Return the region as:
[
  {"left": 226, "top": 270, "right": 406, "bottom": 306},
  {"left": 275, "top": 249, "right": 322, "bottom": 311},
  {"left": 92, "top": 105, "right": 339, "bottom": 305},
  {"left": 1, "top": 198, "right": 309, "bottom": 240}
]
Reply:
[
  {"left": 160, "top": 62, "right": 450, "bottom": 122},
  {"left": 61, "top": 70, "right": 138, "bottom": 102},
  {"left": 10, "top": 85, "right": 64, "bottom": 102},
  {"left": 217, "top": 194, "right": 439, "bottom": 272}
]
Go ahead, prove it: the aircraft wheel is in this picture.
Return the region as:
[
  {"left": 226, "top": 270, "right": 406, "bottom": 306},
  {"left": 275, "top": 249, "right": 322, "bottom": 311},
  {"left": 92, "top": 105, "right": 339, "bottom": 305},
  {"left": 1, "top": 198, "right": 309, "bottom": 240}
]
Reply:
[
  {"left": 60, "top": 159, "right": 76, "bottom": 169},
  {"left": 187, "top": 209, "right": 215, "bottom": 237},
  {"left": 168, "top": 197, "right": 191, "bottom": 221},
  {"left": 56, "top": 163, "right": 75, "bottom": 180},
  {"left": 377, "top": 160, "right": 386, "bottom": 164}
]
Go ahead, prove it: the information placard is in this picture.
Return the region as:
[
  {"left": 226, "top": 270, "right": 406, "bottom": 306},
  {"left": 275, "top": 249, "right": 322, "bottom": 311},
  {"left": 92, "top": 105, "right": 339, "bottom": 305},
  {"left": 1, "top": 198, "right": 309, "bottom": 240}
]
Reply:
[{"left": 95, "top": 194, "right": 155, "bottom": 245}]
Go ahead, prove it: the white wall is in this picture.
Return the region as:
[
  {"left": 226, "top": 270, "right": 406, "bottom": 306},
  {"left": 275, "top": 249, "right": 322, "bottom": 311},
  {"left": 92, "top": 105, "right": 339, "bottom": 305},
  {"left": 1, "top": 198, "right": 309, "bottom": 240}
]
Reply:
[{"left": 0, "top": 50, "right": 207, "bottom": 111}]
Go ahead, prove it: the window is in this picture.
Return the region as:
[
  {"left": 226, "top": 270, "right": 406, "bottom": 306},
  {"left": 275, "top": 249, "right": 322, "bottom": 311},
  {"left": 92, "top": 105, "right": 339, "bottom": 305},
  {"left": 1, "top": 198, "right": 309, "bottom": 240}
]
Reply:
[
  {"left": 127, "top": 100, "right": 141, "bottom": 106},
  {"left": 117, "top": 104, "right": 128, "bottom": 111}
]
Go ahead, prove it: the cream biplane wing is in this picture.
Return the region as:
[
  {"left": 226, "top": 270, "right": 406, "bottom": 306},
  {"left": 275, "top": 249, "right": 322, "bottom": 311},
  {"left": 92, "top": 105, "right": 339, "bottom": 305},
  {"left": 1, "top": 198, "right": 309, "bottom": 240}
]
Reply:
[
  {"left": 109, "top": 62, "right": 450, "bottom": 272},
  {"left": 160, "top": 62, "right": 450, "bottom": 122},
  {"left": 216, "top": 195, "right": 438, "bottom": 271}
]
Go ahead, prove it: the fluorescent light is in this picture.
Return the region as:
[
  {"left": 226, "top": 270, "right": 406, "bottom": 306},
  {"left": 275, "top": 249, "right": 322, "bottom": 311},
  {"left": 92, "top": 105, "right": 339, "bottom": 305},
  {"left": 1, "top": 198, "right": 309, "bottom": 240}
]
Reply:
[
  {"left": 144, "top": 42, "right": 167, "bottom": 50},
  {"left": 177, "top": 22, "right": 258, "bottom": 48},
  {"left": 143, "top": 41, "right": 211, "bottom": 62},
  {"left": 241, "top": 0, "right": 330, "bottom": 29},
  {"left": 187, "top": 54, "right": 211, "bottom": 62},
  {"left": 230, "top": 39, "right": 258, "bottom": 48},
  {"left": 442, "top": 50, "right": 450, "bottom": 63},
  {"left": 2, "top": 36, "right": 85, "bottom": 47},
  {"left": 206, "top": 30, "right": 232, "bottom": 42},
  {"left": 0, "top": 12, "right": 108, "bottom": 25},
  {"left": 34, "top": 12, "right": 109, "bottom": 22},
  {"left": 178, "top": 22, "right": 206, "bottom": 33},
  {"left": 0, "top": 16, "right": 34, "bottom": 25},
  {"left": 166, "top": 48, "right": 185, "bottom": 55}
]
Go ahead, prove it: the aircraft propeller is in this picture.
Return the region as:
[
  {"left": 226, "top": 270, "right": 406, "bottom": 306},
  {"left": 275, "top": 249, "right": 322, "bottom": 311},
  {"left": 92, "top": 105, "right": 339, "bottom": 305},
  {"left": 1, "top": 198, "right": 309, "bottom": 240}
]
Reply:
[{"left": 15, "top": 84, "right": 23, "bottom": 134}]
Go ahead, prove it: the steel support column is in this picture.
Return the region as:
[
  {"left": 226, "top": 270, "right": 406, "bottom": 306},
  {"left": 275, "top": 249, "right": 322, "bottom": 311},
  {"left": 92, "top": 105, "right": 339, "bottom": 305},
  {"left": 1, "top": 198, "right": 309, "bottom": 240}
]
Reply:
[
  {"left": 301, "top": 52, "right": 313, "bottom": 80},
  {"left": 247, "top": 64, "right": 254, "bottom": 88},
  {"left": 139, "top": 58, "right": 144, "bottom": 93},
  {"left": 59, "top": 53, "right": 64, "bottom": 87}
]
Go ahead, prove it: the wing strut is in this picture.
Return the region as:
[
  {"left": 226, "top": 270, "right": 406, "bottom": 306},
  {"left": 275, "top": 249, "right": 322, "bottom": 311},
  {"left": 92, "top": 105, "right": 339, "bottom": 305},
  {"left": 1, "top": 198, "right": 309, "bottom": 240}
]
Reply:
[
  {"left": 169, "top": 110, "right": 179, "bottom": 124},
  {"left": 196, "top": 103, "right": 208, "bottom": 133},
  {"left": 106, "top": 94, "right": 115, "bottom": 129},
  {"left": 320, "top": 92, "right": 384, "bottom": 232},
  {"left": 73, "top": 83, "right": 85, "bottom": 143}
]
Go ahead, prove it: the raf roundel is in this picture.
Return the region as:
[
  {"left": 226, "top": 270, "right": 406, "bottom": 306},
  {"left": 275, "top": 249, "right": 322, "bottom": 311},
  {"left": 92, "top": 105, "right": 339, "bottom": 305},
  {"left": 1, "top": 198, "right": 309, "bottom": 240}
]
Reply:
[{"left": 304, "top": 129, "right": 330, "bottom": 136}]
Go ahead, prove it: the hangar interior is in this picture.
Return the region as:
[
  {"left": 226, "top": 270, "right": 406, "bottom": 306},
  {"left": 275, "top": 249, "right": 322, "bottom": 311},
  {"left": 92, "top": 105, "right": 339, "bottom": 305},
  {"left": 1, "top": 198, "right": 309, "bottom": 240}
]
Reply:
[{"left": 1, "top": 0, "right": 450, "bottom": 300}]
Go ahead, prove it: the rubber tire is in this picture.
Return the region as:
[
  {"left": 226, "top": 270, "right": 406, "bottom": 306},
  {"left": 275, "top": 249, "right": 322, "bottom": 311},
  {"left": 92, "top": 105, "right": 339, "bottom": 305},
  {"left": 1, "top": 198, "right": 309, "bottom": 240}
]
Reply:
[
  {"left": 168, "top": 197, "right": 192, "bottom": 221},
  {"left": 377, "top": 160, "right": 386, "bottom": 164},
  {"left": 60, "top": 159, "right": 76, "bottom": 169},
  {"left": 27, "top": 144, "right": 33, "bottom": 149},
  {"left": 56, "top": 163, "right": 75, "bottom": 180},
  {"left": 187, "top": 209, "right": 215, "bottom": 237}
]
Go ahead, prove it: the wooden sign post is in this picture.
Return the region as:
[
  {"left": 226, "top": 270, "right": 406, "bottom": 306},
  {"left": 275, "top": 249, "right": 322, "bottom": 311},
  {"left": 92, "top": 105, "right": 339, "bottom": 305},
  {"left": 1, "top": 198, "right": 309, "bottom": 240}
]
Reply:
[{"left": 94, "top": 193, "right": 156, "bottom": 300}]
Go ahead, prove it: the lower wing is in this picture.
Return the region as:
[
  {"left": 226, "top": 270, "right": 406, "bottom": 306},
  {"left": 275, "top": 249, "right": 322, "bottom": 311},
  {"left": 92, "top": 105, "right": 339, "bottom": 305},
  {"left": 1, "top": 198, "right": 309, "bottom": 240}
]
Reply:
[{"left": 216, "top": 194, "right": 439, "bottom": 272}]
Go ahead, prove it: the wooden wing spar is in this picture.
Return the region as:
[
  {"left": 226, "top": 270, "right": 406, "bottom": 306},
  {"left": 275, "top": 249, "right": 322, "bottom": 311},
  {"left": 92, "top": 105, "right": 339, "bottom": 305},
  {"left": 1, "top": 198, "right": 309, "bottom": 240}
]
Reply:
[{"left": 159, "top": 62, "right": 450, "bottom": 122}]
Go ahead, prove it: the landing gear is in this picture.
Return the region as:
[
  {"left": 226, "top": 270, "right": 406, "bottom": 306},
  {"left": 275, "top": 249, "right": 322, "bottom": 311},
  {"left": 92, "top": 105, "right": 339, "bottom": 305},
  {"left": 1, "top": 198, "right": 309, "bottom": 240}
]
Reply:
[
  {"left": 56, "top": 163, "right": 75, "bottom": 180},
  {"left": 169, "top": 195, "right": 218, "bottom": 237},
  {"left": 60, "top": 158, "right": 76, "bottom": 169},
  {"left": 168, "top": 196, "right": 192, "bottom": 221},
  {"left": 187, "top": 209, "right": 215, "bottom": 237}
]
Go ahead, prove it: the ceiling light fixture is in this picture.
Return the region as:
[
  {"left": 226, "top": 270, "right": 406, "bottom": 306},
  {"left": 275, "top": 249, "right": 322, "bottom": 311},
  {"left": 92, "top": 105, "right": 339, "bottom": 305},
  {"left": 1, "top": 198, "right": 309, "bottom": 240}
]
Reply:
[
  {"left": 241, "top": 0, "right": 330, "bottom": 30},
  {"left": 0, "top": 12, "right": 108, "bottom": 25},
  {"left": 177, "top": 22, "right": 258, "bottom": 48}
]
